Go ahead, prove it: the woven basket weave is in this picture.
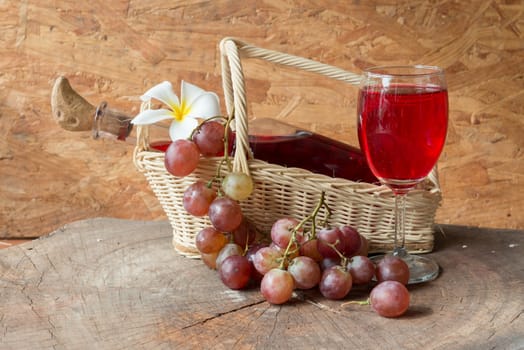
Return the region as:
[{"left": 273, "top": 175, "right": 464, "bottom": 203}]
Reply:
[{"left": 133, "top": 37, "right": 442, "bottom": 258}]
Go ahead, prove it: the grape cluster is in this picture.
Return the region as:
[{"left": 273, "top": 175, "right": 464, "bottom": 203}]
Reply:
[
  {"left": 163, "top": 117, "right": 254, "bottom": 230},
  {"left": 163, "top": 118, "right": 411, "bottom": 318},
  {"left": 193, "top": 191, "right": 411, "bottom": 318}
]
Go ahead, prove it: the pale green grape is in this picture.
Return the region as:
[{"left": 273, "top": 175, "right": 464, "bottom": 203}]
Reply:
[{"left": 222, "top": 172, "right": 254, "bottom": 200}]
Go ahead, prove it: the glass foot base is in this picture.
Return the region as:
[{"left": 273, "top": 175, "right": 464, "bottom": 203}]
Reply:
[{"left": 370, "top": 253, "right": 440, "bottom": 285}]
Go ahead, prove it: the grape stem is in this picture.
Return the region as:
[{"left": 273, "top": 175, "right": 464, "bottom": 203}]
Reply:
[
  {"left": 320, "top": 239, "right": 349, "bottom": 268},
  {"left": 188, "top": 115, "right": 228, "bottom": 140},
  {"left": 211, "top": 111, "right": 235, "bottom": 189},
  {"left": 222, "top": 111, "right": 235, "bottom": 173},
  {"left": 310, "top": 192, "right": 332, "bottom": 240},
  {"left": 278, "top": 191, "right": 331, "bottom": 269},
  {"left": 198, "top": 112, "right": 236, "bottom": 194},
  {"left": 341, "top": 298, "right": 371, "bottom": 308}
]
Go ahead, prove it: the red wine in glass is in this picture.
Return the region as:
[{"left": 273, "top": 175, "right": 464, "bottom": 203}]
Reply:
[
  {"left": 358, "top": 86, "right": 448, "bottom": 191},
  {"left": 357, "top": 66, "right": 448, "bottom": 284}
]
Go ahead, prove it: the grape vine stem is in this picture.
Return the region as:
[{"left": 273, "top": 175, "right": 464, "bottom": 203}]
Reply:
[
  {"left": 279, "top": 191, "right": 331, "bottom": 269},
  {"left": 340, "top": 298, "right": 371, "bottom": 308}
]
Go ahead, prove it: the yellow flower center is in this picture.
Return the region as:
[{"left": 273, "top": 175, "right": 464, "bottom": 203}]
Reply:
[{"left": 173, "top": 100, "right": 190, "bottom": 121}]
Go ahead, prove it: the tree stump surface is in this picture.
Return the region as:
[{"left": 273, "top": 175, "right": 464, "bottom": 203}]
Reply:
[{"left": 0, "top": 218, "right": 522, "bottom": 350}]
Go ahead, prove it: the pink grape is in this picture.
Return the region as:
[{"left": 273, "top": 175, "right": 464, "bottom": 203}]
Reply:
[
  {"left": 245, "top": 243, "right": 267, "bottom": 284},
  {"left": 215, "top": 243, "right": 243, "bottom": 270},
  {"left": 195, "top": 227, "right": 227, "bottom": 254},
  {"left": 232, "top": 218, "right": 257, "bottom": 248},
  {"left": 319, "top": 266, "right": 352, "bottom": 300},
  {"left": 219, "top": 255, "right": 252, "bottom": 290},
  {"left": 271, "top": 217, "right": 303, "bottom": 249},
  {"left": 201, "top": 251, "right": 219, "bottom": 269},
  {"left": 375, "top": 255, "right": 410, "bottom": 285},
  {"left": 164, "top": 139, "right": 200, "bottom": 177},
  {"left": 288, "top": 256, "right": 321, "bottom": 290},
  {"left": 370, "top": 281, "right": 410, "bottom": 318},
  {"left": 299, "top": 239, "right": 324, "bottom": 262},
  {"left": 260, "top": 268, "right": 295, "bottom": 304},
  {"left": 183, "top": 181, "right": 216, "bottom": 216},
  {"left": 339, "top": 225, "right": 362, "bottom": 257},
  {"left": 253, "top": 246, "right": 283, "bottom": 275},
  {"left": 356, "top": 235, "right": 369, "bottom": 256},
  {"left": 208, "top": 197, "right": 243, "bottom": 232},
  {"left": 347, "top": 255, "right": 376, "bottom": 285},
  {"left": 192, "top": 120, "right": 225, "bottom": 157},
  {"left": 320, "top": 257, "right": 341, "bottom": 271}
]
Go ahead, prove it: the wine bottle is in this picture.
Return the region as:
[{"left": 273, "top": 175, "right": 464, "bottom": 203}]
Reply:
[{"left": 92, "top": 103, "right": 377, "bottom": 183}]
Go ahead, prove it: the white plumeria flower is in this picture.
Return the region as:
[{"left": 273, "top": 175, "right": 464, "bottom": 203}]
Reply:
[{"left": 131, "top": 80, "right": 220, "bottom": 140}]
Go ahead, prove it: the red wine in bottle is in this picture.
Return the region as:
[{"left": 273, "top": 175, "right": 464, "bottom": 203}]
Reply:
[{"left": 151, "top": 118, "right": 377, "bottom": 184}]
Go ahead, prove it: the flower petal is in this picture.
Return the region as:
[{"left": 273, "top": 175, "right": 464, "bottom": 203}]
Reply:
[
  {"left": 169, "top": 117, "right": 199, "bottom": 140},
  {"left": 181, "top": 80, "right": 209, "bottom": 106},
  {"left": 140, "top": 81, "right": 180, "bottom": 109},
  {"left": 131, "top": 109, "right": 173, "bottom": 125},
  {"left": 185, "top": 92, "right": 221, "bottom": 119}
]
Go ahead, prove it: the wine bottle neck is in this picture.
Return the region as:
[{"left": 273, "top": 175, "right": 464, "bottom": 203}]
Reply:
[{"left": 92, "top": 102, "right": 168, "bottom": 145}]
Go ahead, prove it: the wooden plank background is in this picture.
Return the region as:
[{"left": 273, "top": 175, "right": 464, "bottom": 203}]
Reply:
[{"left": 0, "top": 0, "right": 522, "bottom": 238}]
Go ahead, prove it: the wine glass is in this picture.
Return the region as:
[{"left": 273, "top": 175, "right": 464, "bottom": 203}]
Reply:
[{"left": 357, "top": 65, "right": 448, "bottom": 284}]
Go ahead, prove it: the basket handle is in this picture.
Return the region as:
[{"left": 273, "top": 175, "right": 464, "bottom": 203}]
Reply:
[{"left": 219, "top": 37, "right": 363, "bottom": 175}]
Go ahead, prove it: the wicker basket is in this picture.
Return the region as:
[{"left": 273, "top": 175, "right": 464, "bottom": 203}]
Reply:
[{"left": 133, "top": 37, "right": 442, "bottom": 258}]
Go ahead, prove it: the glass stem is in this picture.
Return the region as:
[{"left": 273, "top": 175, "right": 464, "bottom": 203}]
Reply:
[{"left": 393, "top": 192, "right": 408, "bottom": 258}]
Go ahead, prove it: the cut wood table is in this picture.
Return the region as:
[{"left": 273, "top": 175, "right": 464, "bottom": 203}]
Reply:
[{"left": 0, "top": 218, "right": 522, "bottom": 350}]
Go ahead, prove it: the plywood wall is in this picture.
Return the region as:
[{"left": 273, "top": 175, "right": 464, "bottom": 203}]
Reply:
[{"left": 0, "top": 0, "right": 522, "bottom": 238}]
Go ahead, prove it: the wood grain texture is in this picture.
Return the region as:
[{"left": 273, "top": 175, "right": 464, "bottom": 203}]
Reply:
[
  {"left": 0, "top": 218, "right": 523, "bottom": 349},
  {"left": 0, "top": 1, "right": 523, "bottom": 237}
]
